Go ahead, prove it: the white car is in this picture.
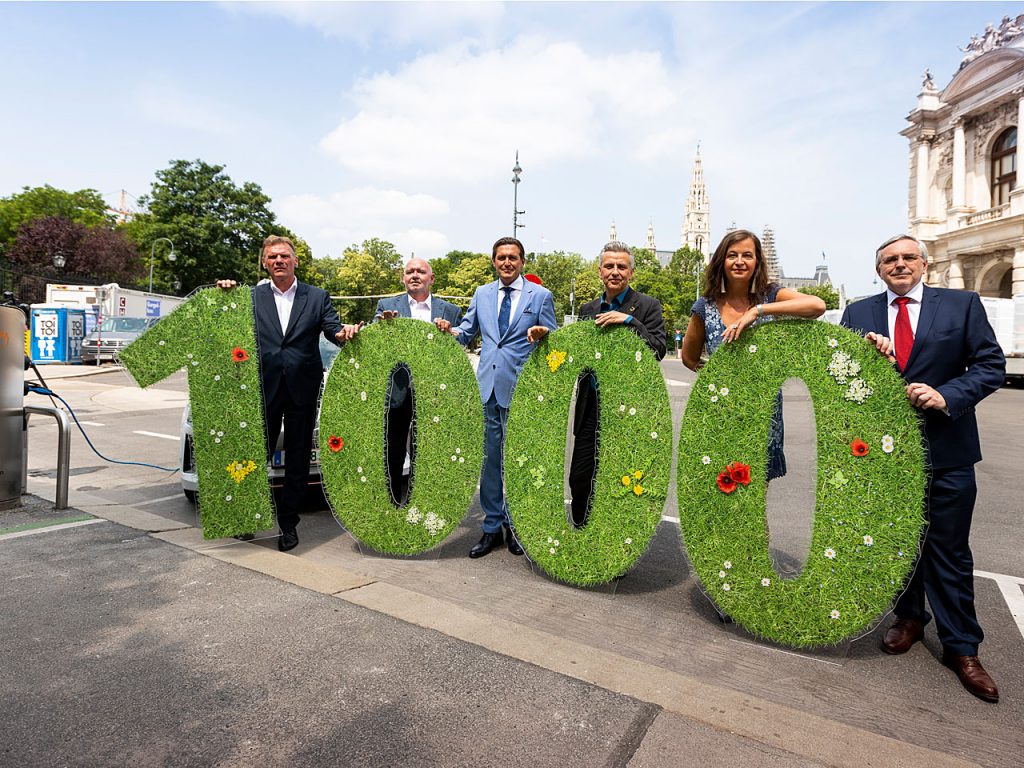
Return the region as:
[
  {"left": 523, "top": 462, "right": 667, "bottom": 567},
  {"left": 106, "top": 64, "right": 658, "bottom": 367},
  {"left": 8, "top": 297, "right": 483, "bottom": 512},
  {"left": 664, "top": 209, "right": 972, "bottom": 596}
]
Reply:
[{"left": 179, "top": 337, "right": 342, "bottom": 504}]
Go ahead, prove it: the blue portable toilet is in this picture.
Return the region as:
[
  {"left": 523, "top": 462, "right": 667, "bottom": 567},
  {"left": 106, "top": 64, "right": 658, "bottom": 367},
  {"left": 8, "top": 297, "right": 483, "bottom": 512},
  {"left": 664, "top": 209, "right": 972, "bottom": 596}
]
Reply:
[{"left": 30, "top": 306, "right": 87, "bottom": 364}]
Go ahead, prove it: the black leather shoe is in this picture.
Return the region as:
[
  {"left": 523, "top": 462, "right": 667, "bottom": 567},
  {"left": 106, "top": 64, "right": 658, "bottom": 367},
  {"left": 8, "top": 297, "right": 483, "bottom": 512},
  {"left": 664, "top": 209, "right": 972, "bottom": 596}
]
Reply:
[
  {"left": 505, "top": 529, "right": 524, "bottom": 556},
  {"left": 942, "top": 650, "right": 999, "bottom": 703},
  {"left": 278, "top": 528, "right": 299, "bottom": 552},
  {"left": 881, "top": 617, "right": 924, "bottom": 655},
  {"left": 469, "top": 530, "right": 503, "bottom": 559}
]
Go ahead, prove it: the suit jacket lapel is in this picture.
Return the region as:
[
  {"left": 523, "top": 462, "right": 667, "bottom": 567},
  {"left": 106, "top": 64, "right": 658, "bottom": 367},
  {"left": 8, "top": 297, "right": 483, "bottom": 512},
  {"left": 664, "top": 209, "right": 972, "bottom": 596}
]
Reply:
[
  {"left": 283, "top": 282, "right": 307, "bottom": 340},
  {"left": 254, "top": 284, "right": 283, "bottom": 343},
  {"left": 505, "top": 282, "right": 532, "bottom": 338},
  {"left": 906, "top": 286, "right": 939, "bottom": 372}
]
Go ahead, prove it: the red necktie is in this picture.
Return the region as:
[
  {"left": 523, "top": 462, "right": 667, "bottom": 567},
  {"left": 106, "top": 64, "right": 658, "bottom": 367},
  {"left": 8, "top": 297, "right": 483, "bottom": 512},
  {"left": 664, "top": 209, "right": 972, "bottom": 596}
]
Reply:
[{"left": 893, "top": 296, "right": 913, "bottom": 372}]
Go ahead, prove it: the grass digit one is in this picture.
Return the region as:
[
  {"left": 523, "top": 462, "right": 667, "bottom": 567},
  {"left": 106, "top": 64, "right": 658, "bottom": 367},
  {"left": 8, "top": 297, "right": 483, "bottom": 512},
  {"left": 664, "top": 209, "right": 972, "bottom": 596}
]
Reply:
[
  {"left": 318, "top": 319, "right": 483, "bottom": 554},
  {"left": 505, "top": 322, "right": 672, "bottom": 586},
  {"left": 677, "top": 320, "right": 927, "bottom": 647},
  {"left": 119, "top": 287, "right": 273, "bottom": 539}
]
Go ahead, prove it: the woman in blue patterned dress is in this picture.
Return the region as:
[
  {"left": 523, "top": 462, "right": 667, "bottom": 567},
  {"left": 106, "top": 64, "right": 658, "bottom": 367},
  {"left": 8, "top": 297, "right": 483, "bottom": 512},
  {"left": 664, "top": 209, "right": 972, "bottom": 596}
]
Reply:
[{"left": 680, "top": 230, "right": 826, "bottom": 480}]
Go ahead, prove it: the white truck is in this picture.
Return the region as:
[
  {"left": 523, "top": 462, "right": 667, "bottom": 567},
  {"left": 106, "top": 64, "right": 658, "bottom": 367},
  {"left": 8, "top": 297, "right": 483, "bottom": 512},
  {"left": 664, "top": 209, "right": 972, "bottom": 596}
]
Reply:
[
  {"left": 44, "top": 283, "right": 183, "bottom": 325},
  {"left": 980, "top": 296, "right": 1024, "bottom": 384}
]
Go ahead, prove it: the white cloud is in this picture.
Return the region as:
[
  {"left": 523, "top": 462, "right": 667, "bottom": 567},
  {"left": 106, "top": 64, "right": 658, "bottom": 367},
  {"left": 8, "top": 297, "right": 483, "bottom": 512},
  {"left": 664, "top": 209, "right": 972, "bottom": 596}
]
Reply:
[
  {"left": 226, "top": 1, "right": 505, "bottom": 47},
  {"left": 320, "top": 37, "right": 681, "bottom": 183},
  {"left": 277, "top": 187, "right": 451, "bottom": 259}
]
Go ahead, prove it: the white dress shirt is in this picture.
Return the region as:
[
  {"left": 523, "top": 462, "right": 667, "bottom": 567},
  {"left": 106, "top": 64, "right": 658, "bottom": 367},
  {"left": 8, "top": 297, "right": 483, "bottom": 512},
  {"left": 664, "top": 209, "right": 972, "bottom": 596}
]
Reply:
[
  {"left": 407, "top": 293, "right": 433, "bottom": 322},
  {"left": 496, "top": 275, "right": 525, "bottom": 321},
  {"left": 271, "top": 278, "right": 298, "bottom": 335},
  {"left": 885, "top": 279, "right": 925, "bottom": 360}
]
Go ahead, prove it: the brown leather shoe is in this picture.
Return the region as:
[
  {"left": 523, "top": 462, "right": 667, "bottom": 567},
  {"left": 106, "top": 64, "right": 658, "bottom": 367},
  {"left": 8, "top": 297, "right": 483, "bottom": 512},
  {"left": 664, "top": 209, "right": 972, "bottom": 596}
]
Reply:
[
  {"left": 942, "top": 651, "right": 999, "bottom": 703},
  {"left": 881, "top": 617, "right": 924, "bottom": 654}
]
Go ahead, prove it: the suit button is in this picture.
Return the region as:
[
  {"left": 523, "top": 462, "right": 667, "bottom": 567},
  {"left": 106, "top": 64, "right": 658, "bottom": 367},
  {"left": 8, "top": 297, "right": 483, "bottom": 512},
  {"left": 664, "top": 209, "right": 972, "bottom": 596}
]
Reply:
[{"left": 492, "top": 365, "right": 496, "bottom": 369}]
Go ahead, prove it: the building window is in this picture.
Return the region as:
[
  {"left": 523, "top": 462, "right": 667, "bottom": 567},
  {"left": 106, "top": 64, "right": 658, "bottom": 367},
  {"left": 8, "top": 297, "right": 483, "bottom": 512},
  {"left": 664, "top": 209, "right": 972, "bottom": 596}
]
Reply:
[{"left": 991, "top": 127, "right": 1017, "bottom": 206}]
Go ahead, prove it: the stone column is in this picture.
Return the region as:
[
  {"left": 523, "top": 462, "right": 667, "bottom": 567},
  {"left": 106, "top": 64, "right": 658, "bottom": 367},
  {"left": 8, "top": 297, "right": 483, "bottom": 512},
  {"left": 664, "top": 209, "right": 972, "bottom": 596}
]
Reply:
[
  {"left": 1013, "top": 246, "right": 1024, "bottom": 298},
  {"left": 952, "top": 119, "right": 966, "bottom": 209},
  {"left": 1017, "top": 92, "right": 1024, "bottom": 191},
  {"left": 915, "top": 139, "right": 931, "bottom": 219},
  {"left": 947, "top": 258, "right": 965, "bottom": 290}
]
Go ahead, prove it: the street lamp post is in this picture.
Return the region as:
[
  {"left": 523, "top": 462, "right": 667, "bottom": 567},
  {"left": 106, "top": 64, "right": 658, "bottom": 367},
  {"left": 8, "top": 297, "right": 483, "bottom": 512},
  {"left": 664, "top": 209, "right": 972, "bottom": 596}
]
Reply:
[
  {"left": 512, "top": 151, "right": 525, "bottom": 236},
  {"left": 149, "top": 238, "right": 175, "bottom": 293}
]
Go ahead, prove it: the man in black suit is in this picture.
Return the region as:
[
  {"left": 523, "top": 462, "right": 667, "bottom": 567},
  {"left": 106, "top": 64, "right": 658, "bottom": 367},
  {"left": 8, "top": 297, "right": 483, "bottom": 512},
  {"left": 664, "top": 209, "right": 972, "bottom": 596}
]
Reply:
[
  {"left": 569, "top": 241, "right": 667, "bottom": 526},
  {"left": 219, "top": 235, "right": 360, "bottom": 551},
  {"left": 373, "top": 257, "right": 463, "bottom": 505},
  {"left": 841, "top": 234, "right": 1005, "bottom": 702}
]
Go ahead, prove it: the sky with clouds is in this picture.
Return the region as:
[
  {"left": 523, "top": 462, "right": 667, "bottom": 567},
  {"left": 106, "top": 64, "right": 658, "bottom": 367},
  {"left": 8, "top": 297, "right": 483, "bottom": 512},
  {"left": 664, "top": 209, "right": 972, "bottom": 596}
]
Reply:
[{"left": 1, "top": 2, "right": 1020, "bottom": 297}]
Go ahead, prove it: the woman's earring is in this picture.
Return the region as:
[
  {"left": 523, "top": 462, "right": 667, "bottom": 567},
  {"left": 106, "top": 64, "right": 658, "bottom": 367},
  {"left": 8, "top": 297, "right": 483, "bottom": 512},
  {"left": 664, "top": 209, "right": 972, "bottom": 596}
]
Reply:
[{"left": 720, "top": 277, "right": 726, "bottom": 294}]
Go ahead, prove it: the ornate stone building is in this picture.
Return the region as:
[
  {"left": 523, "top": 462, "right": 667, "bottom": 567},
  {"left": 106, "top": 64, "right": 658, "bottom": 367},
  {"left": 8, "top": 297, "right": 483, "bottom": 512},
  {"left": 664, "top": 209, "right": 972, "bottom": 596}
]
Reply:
[
  {"left": 681, "top": 147, "right": 711, "bottom": 262},
  {"left": 904, "top": 15, "right": 1024, "bottom": 299}
]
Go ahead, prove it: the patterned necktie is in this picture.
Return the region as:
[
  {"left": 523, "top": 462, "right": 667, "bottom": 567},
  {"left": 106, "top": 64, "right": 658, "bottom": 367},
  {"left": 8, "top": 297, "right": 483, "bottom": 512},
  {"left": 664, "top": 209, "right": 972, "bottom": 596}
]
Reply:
[
  {"left": 498, "top": 285, "right": 513, "bottom": 336},
  {"left": 893, "top": 296, "right": 913, "bottom": 372}
]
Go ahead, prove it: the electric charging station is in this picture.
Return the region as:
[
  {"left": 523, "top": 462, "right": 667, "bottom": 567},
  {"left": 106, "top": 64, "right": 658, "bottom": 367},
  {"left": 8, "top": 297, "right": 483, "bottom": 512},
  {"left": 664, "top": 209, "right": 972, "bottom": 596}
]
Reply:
[{"left": 1, "top": 305, "right": 27, "bottom": 510}]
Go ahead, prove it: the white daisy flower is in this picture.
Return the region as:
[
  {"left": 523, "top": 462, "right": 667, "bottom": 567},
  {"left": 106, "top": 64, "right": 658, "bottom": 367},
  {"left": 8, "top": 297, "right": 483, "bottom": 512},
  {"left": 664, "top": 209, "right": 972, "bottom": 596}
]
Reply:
[
  {"left": 651, "top": 432, "right": 658, "bottom": 439},
  {"left": 828, "top": 338, "right": 839, "bottom": 348},
  {"left": 254, "top": 513, "right": 261, "bottom": 519},
  {"left": 595, "top": 351, "right": 602, "bottom": 359},
  {"left": 824, "top": 548, "right": 836, "bottom": 559},
  {"left": 214, "top": 438, "right": 221, "bottom": 444},
  {"left": 748, "top": 345, "right": 757, "bottom": 353},
  {"left": 708, "top": 383, "right": 717, "bottom": 392},
  {"left": 360, "top": 391, "right": 367, "bottom": 401},
  {"left": 214, "top": 375, "right": 221, "bottom": 381},
  {"left": 349, "top": 358, "right": 355, "bottom": 364},
  {"left": 830, "top": 610, "right": 841, "bottom": 620},
  {"left": 710, "top": 395, "right": 718, "bottom": 403},
  {"left": 217, "top": 431, "right": 224, "bottom": 437},
  {"left": 225, "top": 495, "right": 232, "bottom": 501},
  {"left": 547, "top": 536, "right": 553, "bottom": 543},
  {"left": 158, "top": 340, "right": 166, "bottom": 346},
  {"left": 360, "top": 476, "right": 367, "bottom": 483},
  {"left": 439, "top": 383, "right": 447, "bottom": 391},
  {"left": 549, "top": 547, "right": 556, "bottom": 554},
  {"left": 719, "top": 387, "right": 729, "bottom": 397},
  {"left": 863, "top": 535, "right": 874, "bottom": 546},
  {"left": 230, "top": 302, "right": 237, "bottom": 309},
  {"left": 357, "top": 466, "right": 363, "bottom": 473},
  {"left": 451, "top": 455, "right": 457, "bottom": 462},
  {"left": 427, "top": 333, "right": 434, "bottom": 340},
  {"left": 240, "top": 384, "right": 247, "bottom": 390},
  {"left": 537, "top": 395, "right": 544, "bottom": 402},
  {"left": 186, "top": 353, "right": 193, "bottom": 359},
  {"left": 619, "top": 405, "right": 626, "bottom": 412},
  {"left": 240, "top": 422, "right": 247, "bottom": 428},
  {"left": 628, "top": 407, "right": 636, "bottom": 415},
  {"left": 722, "top": 583, "right": 731, "bottom": 591},
  {"left": 719, "top": 570, "right": 726, "bottom": 578},
  {"left": 432, "top": 416, "right": 440, "bottom": 423},
  {"left": 723, "top": 560, "right": 732, "bottom": 569},
  {"left": 191, "top": 361, "right": 199, "bottom": 366},
  {"left": 553, "top": 539, "right": 560, "bottom": 546},
  {"left": 455, "top": 448, "right": 461, "bottom": 454},
  {"left": 209, "top": 430, "right": 216, "bottom": 435},
  {"left": 354, "top": 362, "right": 360, "bottom": 369},
  {"left": 458, "top": 457, "right": 465, "bottom": 463},
  {"left": 625, "top": 537, "right": 633, "bottom": 544},
  {"left": 567, "top": 356, "right": 573, "bottom": 363},
  {"left": 635, "top": 350, "right": 642, "bottom": 362},
  {"left": 702, "top": 455, "right": 712, "bottom": 465},
  {"left": 761, "top": 578, "right": 771, "bottom": 587}
]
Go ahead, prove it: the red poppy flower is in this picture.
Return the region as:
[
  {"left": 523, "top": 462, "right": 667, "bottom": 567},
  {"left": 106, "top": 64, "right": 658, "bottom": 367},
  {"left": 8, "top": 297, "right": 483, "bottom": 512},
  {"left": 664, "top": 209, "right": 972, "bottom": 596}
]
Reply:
[
  {"left": 328, "top": 435, "right": 344, "bottom": 453},
  {"left": 232, "top": 347, "right": 249, "bottom": 363},
  {"left": 717, "top": 470, "right": 737, "bottom": 494},
  {"left": 728, "top": 462, "right": 751, "bottom": 486},
  {"left": 851, "top": 439, "right": 869, "bottom": 457}
]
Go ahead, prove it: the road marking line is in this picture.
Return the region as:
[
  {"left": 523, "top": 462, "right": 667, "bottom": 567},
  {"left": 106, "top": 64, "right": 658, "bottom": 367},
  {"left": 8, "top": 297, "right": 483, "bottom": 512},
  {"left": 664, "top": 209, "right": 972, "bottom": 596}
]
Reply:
[
  {"left": 31, "top": 420, "right": 105, "bottom": 427},
  {"left": 666, "top": 379, "right": 691, "bottom": 387},
  {"left": 661, "top": 514, "right": 680, "bottom": 523},
  {"left": 134, "top": 493, "right": 186, "bottom": 506},
  {"left": 975, "top": 570, "right": 1024, "bottom": 641},
  {"left": 134, "top": 430, "right": 179, "bottom": 441},
  {"left": 0, "top": 518, "right": 103, "bottom": 541}
]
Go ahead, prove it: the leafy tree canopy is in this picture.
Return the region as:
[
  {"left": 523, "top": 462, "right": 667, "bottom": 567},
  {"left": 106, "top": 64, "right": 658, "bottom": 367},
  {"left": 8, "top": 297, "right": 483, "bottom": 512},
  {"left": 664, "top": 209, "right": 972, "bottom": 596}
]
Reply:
[
  {"left": 798, "top": 283, "right": 840, "bottom": 310},
  {"left": 0, "top": 185, "right": 112, "bottom": 248}
]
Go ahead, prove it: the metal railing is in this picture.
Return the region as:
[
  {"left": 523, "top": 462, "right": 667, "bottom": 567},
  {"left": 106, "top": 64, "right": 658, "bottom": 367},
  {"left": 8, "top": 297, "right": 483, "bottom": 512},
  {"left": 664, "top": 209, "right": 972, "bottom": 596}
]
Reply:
[{"left": 22, "top": 405, "right": 71, "bottom": 510}]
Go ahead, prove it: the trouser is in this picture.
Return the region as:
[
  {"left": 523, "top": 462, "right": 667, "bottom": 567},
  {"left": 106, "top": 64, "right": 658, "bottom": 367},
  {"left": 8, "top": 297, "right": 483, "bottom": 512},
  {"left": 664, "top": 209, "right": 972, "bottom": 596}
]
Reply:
[
  {"left": 895, "top": 465, "right": 983, "bottom": 656},
  {"left": 264, "top": 385, "right": 316, "bottom": 532},
  {"left": 480, "top": 394, "right": 510, "bottom": 534}
]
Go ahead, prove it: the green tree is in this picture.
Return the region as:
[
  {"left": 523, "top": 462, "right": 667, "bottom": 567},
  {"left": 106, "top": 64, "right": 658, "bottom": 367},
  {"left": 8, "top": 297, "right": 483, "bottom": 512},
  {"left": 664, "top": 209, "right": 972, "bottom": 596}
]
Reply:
[
  {"left": 125, "top": 159, "right": 292, "bottom": 293},
  {"left": 324, "top": 238, "right": 405, "bottom": 322},
  {"left": 438, "top": 254, "right": 493, "bottom": 300},
  {"left": 798, "top": 284, "right": 840, "bottom": 310},
  {"left": 529, "top": 250, "right": 590, "bottom": 320},
  {"left": 0, "top": 185, "right": 112, "bottom": 248},
  {"left": 429, "top": 249, "right": 483, "bottom": 289}
]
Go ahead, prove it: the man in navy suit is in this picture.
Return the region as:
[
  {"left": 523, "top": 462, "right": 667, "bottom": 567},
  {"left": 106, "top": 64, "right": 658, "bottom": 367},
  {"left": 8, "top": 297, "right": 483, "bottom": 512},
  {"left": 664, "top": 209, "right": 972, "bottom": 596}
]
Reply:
[
  {"left": 219, "top": 236, "right": 360, "bottom": 552},
  {"left": 841, "top": 234, "right": 1004, "bottom": 702},
  {"left": 436, "top": 237, "right": 557, "bottom": 558},
  {"left": 374, "top": 257, "right": 463, "bottom": 504}
]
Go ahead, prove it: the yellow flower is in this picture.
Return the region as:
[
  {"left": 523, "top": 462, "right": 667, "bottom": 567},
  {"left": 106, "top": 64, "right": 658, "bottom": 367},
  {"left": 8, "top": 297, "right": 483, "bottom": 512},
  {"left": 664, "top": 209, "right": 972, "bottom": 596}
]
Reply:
[
  {"left": 546, "top": 349, "right": 567, "bottom": 372},
  {"left": 633, "top": 470, "right": 643, "bottom": 480},
  {"left": 633, "top": 485, "right": 645, "bottom": 496},
  {"left": 226, "top": 459, "right": 257, "bottom": 484},
  {"left": 621, "top": 475, "right": 631, "bottom": 486}
]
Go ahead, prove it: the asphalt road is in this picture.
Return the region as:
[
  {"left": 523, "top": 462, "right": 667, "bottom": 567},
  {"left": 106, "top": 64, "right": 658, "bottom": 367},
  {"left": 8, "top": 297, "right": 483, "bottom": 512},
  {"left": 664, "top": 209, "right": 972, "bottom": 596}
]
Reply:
[{"left": 7, "top": 359, "right": 1024, "bottom": 766}]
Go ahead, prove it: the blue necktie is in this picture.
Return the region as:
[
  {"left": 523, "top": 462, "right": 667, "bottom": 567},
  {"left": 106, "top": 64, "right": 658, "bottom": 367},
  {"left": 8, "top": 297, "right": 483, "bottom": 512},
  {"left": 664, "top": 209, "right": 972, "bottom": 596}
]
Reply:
[{"left": 498, "top": 286, "right": 512, "bottom": 337}]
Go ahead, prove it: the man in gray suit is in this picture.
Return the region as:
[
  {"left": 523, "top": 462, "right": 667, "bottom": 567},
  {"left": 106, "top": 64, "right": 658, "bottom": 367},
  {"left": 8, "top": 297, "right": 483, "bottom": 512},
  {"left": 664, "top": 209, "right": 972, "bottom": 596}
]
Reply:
[{"left": 374, "top": 257, "right": 463, "bottom": 504}]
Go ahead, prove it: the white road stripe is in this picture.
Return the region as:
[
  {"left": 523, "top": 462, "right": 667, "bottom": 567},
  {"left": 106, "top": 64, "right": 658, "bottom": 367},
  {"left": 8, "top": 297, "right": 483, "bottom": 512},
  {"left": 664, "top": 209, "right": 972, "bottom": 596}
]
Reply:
[
  {"left": 32, "top": 420, "right": 105, "bottom": 427},
  {"left": 666, "top": 379, "right": 690, "bottom": 387},
  {"left": 975, "top": 570, "right": 1024, "bottom": 641},
  {"left": 134, "top": 430, "right": 179, "bottom": 441},
  {"left": 134, "top": 493, "right": 186, "bottom": 506},
  {"left": 661, "top": 515, "right": 680, "bottom": 524},
  {"left": 0, "top": 518, "right": 103, "bottom": 541}
]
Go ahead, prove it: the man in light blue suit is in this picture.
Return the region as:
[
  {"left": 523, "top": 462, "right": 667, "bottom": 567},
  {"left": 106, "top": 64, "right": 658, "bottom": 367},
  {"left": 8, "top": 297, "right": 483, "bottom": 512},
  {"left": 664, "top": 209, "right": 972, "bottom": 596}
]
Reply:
[
  {"left": 374, "top": 257, "right": 463, "bottom": 504},
  {"left": 435, "top": 237, "right": 557, "bottom": 558}
]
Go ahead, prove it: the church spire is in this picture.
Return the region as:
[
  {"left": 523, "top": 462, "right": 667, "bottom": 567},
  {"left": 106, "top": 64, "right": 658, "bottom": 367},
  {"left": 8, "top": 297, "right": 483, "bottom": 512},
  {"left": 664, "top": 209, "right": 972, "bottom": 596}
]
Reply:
[
  {"left": 646, "top": 220, "right": 655, "bottom": 251},
  {"left": 609, "top": 220, "right": 618, "bottom": 241},
  {"left": 681, "top": 145, "right": 710, "bottom": 262}
]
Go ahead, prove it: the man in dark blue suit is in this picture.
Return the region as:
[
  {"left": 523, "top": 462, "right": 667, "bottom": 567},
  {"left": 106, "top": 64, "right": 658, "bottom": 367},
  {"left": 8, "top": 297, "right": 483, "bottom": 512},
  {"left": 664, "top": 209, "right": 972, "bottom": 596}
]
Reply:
[
  {"left": 373, "top": 257, "right": 463, "bottom": 505},
  {"left": 436, "top": 237, "right": 557, "bottom": 558},
  {"left": 220, "top": 236, "right": 360, "bottom": 552},
  {"left": 841, "top": 234, "right": 1005, "bottom": 702}
]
